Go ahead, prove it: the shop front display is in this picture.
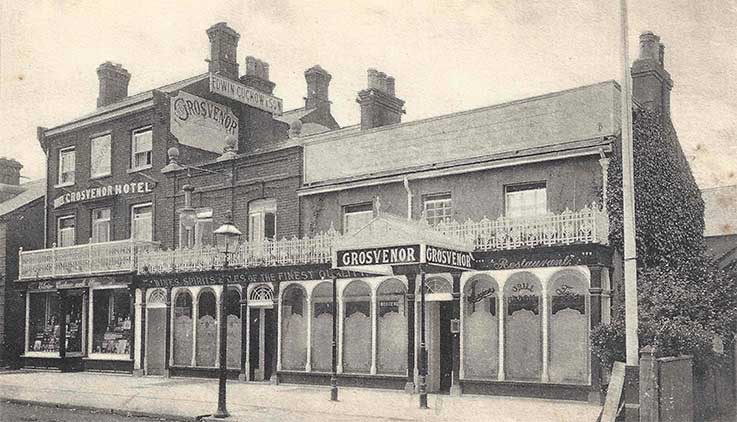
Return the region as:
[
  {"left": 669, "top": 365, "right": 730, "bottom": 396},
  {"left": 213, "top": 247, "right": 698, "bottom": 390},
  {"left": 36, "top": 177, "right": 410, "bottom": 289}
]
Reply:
[
  {"left": 92, "top": 288, "right": 132, "bottom": 355},
  {"left": 28, "top": 292, "right": 61, "bottom": 353}
]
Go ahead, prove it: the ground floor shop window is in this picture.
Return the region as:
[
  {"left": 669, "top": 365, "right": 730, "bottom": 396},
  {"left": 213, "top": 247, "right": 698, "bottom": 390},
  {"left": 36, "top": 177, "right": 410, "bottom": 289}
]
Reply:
[
  {"left": 376, "top": 278, "right": 407, "bottom": 375},
  {"left": 342, "top": 280, "right": 372, "bottom": 374},
  {"left": 504, "top": 272, "right": 542, "bottom": 382},
  {"left": 549, "top": 271, "right": 588, "bottom": 384},
  {"left": 281, "top": 285, "right": 307, "bottom": 370},
  {"left": 196, "top": 290, "right": 217, "bottom": 367},
  {"left": 463, "top": 276, "right": 498, "bottom": 380},
  {"left": 311, "top": 282, "right": 333, "bottom": 372},
  {"left": 225, "top": 288, "right": 241, "bottom": 369},
  {"left": 173, "top": 291, "right": 193, "bottom": 366},
  {"left": 28, "top": 293, "right": 60, "bottom": 352},
  {"left": 92, "top": 289, "right": 131, "bottom": 354}
]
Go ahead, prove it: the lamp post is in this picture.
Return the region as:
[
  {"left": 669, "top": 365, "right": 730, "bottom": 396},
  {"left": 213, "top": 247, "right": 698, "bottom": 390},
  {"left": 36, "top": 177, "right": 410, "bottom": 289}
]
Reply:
[
  {"left": 419, "top": 266, "right": 428, "bottom": 409},
  {"left": 213, "top": 210, "right": 242, "bottom": 419}
]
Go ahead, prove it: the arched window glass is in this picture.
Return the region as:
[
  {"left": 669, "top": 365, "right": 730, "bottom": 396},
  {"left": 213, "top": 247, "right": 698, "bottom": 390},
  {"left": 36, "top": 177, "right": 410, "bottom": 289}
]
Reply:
[
  {"left": 463, "top": 276, "right": 498, "bottom": 380},
  {"left": 196, "top": 290, "right": 217, "bottom": 367},
  {"left": 281, "top": 285, "right": 307, "bottom": 370},
  {"left": 549, "top": 270, "right": 588, "bottom": 384},
  {"left": 226, "top": 288, "right": 242, "bottom": 369},
  {"left": 342, "top": 280, "right": 372, "bottom": 373},
  {"left": 376, "top": 279, "right": 407, "bottom": 375},
  {"left": 311, "top": 282, "right": 333, "bottom": 372},
  {"left": 504, "top": 272, "right": 542, "bottom": 382},
  {"left": 173, "top": 290, "right": 193, "bottom": 366}
]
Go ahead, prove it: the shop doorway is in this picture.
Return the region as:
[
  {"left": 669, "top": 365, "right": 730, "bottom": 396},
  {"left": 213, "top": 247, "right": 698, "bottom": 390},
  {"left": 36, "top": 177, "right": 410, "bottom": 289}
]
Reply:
[
  {"left": 145, "top": 290, "right": 167, "bottom": 376},
  {"left": 248, "top": 307, "right": 275, "bottom": 381},
  {"left": 423, "top": 301, "right": 453, "bottom": 393}
]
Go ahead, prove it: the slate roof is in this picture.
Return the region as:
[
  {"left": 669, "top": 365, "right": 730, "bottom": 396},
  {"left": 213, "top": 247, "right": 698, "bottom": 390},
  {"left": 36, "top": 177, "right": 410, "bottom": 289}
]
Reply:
[{"left": 0, "top": 179, "right": 45, "bottom": 218}]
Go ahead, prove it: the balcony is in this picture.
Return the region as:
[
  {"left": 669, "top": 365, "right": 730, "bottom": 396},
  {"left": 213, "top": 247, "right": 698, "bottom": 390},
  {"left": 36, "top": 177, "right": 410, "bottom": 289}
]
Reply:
[
  {"left": 18, "top": 239, "right": 159, "bottom": 281},
  {"left": 137, "top": 204, "right": 608, "bottom": 274}
]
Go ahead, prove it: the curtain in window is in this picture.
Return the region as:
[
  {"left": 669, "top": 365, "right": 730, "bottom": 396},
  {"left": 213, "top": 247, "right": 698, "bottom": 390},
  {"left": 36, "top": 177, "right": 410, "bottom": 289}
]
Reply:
[
  {"left": 376, "top": 278, "right": 407, "bottom": 375},
  {"left": 173, "top": 291, "right": 193, "bottom": 366},
  {"left": 90, "top": 134, "right": 111, "bottom": 177},
  {"left": 549, "top": 271, "right": 588, "bottom": 384},
  {"left": 92, "top": 209, "right": 111, "bottom": 243},
  {"left": 132, "top": 205, "right": 152, "bottom": 241},
  {"left": 310, "top": 282, "right": 333, "bottom": 372},
  {"left": 281, "top": 285, "right": 307, "bottom": 370},
  {"left": 504, "top": 272, "right": 542, "bottom": 382},
  {"left": 132, "top": 130, "right": 152, "bottom": 168},
  {"left": 57, "top": 217, "right": 75, "bottom": 247},
  {"left": 342, "top": 280, "right": 372, "bottom": 373},
  {"left": 463, "top": 277, "right": 498, "bottom": 380},
  {"left": 59, "top": 149, "right": 75, "bottom": 184},
  {"left": 196, "top": 290, "right": 218, "bottom": 367},
  {"left": 225, "top": 289, "right": 241, "bottom": 369}
]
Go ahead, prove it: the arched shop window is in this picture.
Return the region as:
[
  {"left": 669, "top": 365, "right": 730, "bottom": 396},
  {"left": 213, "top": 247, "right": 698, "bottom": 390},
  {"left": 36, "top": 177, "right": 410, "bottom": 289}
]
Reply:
[
  {"left": 463, "top": 276, "right": 499, "bottom": 380},
  {"left": 225, "top": 288, "right": 242, "bottom": 369},
  {"left": 504, "top": 272, "right": 542, "bottom": 382},
  {"left": 549, "top": 270, "right": 589, "bottom": 384},
  {"left": 311, "top": 282, "right": 333, "bottom": 372},
  {"left": 196, "top": 290, "right": 217, "bottom": 367},
  {"left": 376, "top": 278, "right": 407, "bottom": 375},
  {"left": 92, "top": 289, "right": 131, "bottom": 354},
  {"left": 281, "top": 285, "right": 307, "bottom": 370},
  {"left": 342, "top": 280, "right": 372, "bottom": 374},
  {"left": 28, "top": 292, "right": 60, "bottom": 352},
  {"left": 173, "top": 291, "right": 193, "bottom": 366}
]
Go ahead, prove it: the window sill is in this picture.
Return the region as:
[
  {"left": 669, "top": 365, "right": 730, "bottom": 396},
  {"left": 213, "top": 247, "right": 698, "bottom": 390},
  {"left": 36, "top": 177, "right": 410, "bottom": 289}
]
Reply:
[
  {"left": 54, "top": 182, "right": 75, "bottom": 189},
  {"left": 90, "top": 173, "right": 112, "bottom": 181},
  {"left": 85, "top": 353, "right": 132, "bottom": 361},
  {"left": 127, "top": 165, "right": 152, "bottom": 174},
  {"left": 23, "top": 352, "right": 60, "bottom": 358}
]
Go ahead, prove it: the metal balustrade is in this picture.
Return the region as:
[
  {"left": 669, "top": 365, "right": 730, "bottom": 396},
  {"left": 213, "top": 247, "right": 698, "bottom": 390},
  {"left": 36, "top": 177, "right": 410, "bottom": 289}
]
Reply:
[{"left": 18, "top": 205, "right": 608, "bottom": 278}]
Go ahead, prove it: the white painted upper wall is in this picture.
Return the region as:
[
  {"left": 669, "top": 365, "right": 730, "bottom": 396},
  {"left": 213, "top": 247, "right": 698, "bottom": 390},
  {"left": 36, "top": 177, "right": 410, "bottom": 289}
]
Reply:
[{"left": 302, "top": 81, "right": 621, "bottom": 185}]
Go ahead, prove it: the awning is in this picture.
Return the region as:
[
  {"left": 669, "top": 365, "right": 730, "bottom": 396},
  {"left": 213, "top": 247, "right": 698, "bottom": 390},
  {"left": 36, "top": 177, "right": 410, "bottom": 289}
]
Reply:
[{"left": 332, "top": 212, "right": 475, "bottom": 275}]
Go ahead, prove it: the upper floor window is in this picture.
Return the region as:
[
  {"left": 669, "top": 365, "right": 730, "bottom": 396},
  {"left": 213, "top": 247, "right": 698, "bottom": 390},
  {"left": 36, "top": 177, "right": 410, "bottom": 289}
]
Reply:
[
  {"left": 57, "top": 215, "right": 76, "bottom": 247},
  {"left": 423, "top": 193, "right": 452, "bottom": 226},
  {"left": 131, "top": 203, "right": 152, "bottom": 241},
  {"left": 505, "top": 182, "right": 547, "bottom": 219},
  {"left": 90, "top": 134, "right": 112, "bottom": 178},
  {"left": 57, "top": 147, "right": 76, "bottom": 186},
  {"left": 131, "top": 127, "right": 152, "bottom": 170},
  {"left": 179, "top": 208, "right": 214, "bottom": 248},
  {"left": 343, "top": 202, "right": 373, "bottom": 235},
  {"left": 91, "top": 208, "right": 111, "bottom": 243},
  {"left": 248, "top": 199, "right": 276, "bottom": 243}
]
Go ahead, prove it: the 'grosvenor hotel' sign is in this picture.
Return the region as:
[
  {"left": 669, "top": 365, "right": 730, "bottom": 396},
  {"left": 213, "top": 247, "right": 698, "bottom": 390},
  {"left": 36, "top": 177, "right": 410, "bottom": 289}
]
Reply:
[
  {"left": 336, "top": 244, "right": 475, "bottom": 271},
  {"left": 53, "top": 182, "right": 154, "bottom": 208}
]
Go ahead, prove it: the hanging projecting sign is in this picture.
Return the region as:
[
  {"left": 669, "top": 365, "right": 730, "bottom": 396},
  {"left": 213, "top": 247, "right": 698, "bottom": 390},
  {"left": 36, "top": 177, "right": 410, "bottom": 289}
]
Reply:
[
  {"left": 170, "top": 91, "right": 239, "bottom": 153},
  {"left": 53, "top": 182, "right": 154, "bottom": 209},
  {"left": 209, "top": 73, "right": 283, "bottom": 115},
  {"left": 335, "top": 244, "right": 474, "bottom": 271}
]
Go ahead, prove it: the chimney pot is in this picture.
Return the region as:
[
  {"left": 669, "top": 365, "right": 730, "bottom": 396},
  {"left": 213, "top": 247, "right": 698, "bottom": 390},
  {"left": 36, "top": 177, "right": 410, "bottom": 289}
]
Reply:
[
  {"left": 638, "top": 31, "right": 661, "bottom": 61},
  {"left": 357, "top": 68, "right": 405, "bottom": 130},
  {"left": 207, "top": 22, "right": 240, "bottom": 79},
  {"left": 632, "top": 31, "right": 673, "bottom": 116},
  {"left": 0, "top": 158, "right": 23, "bottom": 185},
  {"left": 96, "top": 62, "right": 131, "bottom": 108},
  {"left": 240, "top": 56, "right": 275, "bottom": 94},
  {"left": 385, "top": 76, "right": 395, "bottom": 96},
  {"left": 304, "top": 65, "right": 332, "bottom": 110}
]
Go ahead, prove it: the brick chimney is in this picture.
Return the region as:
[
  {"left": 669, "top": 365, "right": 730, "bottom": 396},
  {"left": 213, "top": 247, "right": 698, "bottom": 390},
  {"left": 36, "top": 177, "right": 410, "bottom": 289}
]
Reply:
[
  {"left": 96, "top": 62, "right": 131, "bottom": 108},
  {"left": 0, "top": 158, "right": 22, "bottom": 185},
  {"left": 304, "top": 65, "right": 331, "bottom": 111},
  {"left": 356, "top": 69, "right": 405, "bottom": 130},
  {"left": 207, "top": 22, "right": 240, "bottom": 80},
  {"left": 240, "top": 56, "right": 275, "bottom": 94},
  {"left": 632, "top": 31, "right": 673, "bottom": 115}
]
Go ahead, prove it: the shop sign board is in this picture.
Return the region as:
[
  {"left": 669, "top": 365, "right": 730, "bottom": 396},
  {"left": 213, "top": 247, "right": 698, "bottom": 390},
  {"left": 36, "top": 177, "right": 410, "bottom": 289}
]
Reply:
[
  {"left": 170, "top": 90, "right": 239, "bottom": 152},
  {"left": 209, "top": 73, "right": 283, "bottom": 115},
  {"left": 335, "top": 243, "right": 475, "bottom": 271},
  {"left": 53, "top": 182, "right": 154, "bottom": 209},
  {"left": 424, "top": 245, "right": 474, "bottom": 270}
]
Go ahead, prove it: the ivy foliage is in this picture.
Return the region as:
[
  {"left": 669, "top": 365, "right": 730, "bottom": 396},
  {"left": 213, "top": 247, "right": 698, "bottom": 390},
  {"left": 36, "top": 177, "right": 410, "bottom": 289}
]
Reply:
[{"left": 593, "top": 108, "right": 737, "bottom": 373}]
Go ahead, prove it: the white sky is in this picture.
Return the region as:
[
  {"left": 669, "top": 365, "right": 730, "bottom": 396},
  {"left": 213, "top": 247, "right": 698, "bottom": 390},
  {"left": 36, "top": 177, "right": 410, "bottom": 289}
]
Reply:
[{"left": 1, "top": 0, "right": 735, "bottom": 188}]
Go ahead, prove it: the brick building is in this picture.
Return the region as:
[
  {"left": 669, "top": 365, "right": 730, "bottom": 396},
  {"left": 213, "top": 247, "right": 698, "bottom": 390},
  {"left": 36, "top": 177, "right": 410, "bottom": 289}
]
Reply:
[{"left": 14, "top": 24, "right": 692, "bottom": 403}]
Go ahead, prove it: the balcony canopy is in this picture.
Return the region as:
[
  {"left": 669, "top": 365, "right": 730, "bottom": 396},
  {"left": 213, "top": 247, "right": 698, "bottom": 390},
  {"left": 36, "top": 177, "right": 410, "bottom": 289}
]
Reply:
[{"left": 332, "top": 212, "right": 475, "bottom": 275}]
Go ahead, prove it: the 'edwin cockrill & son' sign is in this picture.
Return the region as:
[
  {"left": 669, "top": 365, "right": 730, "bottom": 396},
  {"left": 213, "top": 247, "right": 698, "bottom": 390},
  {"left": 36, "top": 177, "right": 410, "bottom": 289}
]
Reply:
[{"left": 336, "top": 244, "right": 474, "bottom": 271}]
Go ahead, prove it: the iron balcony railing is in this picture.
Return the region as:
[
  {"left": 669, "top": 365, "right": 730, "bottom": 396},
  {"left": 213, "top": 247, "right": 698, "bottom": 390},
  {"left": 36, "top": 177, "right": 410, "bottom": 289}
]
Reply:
[
  {"left": 137, "top": 203, "right": 608, "bottom": 274},
  {"left": 18, "top": 238, "right": 159, "bottom": 280}
]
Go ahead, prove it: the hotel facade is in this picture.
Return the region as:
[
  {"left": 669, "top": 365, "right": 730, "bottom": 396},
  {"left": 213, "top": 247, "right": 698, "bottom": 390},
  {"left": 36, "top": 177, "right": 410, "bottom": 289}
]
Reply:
[{"left": 15, "top": 24, "right": 681, "bottom": 402}]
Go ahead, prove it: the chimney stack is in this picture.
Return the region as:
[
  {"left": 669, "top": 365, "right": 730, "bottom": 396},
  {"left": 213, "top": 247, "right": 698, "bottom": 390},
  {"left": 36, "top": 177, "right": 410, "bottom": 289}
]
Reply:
[
  {"left": 207, "top": 22, "right": 240, "bottom": 80},
  {"left": 0, "top": 158, "right": 22, "bottom": 186},
  {"left": 632, "top": 31, "right": 673, "bottom": 116},
  {"left": 356, "top": 68, "right": 405, "bottom": 130},
  {"left": 304, "top": 65, "right": 331, "bottom": 110},
  {"left": 96, "top": 62, "right": 130, "bottom": 108},
  {"left": 240, "top": 56, "right": 275, "bottom": 94}
]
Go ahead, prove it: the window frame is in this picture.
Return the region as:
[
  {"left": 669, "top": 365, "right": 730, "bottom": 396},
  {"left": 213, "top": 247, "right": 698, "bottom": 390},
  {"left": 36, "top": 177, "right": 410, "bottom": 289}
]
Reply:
[
  {"left": 56, "top": 214, "right": 76, "bottom": 247},
  {"left": 248, "top": 199, "right": 277, "bottom": 243},
  {"left": 130, "top": 126, "right": 153, "bottom": 171},
  {"left": 504, "top": 182, "right": 548, "bottom": 219},
  {"left": 422, "top": 192, "right": 453, "bottom": 226},
  {"left": 56, "top": 146, "right": 76, "bottom": 187},
  {"left": 342, "top": 202, "right": 373, "bottom": 235},
  {"left": 91, "top": 207, "right": 112, "bottom": 243},
  {"left": 90, "top": 132, "right": 112, "bottom": 179},
  {"left": 130, "top": 202, "right": 153, "bottom": 242},
  {"left": 179, "top": 208, "right": 214, "bottom": 248}
]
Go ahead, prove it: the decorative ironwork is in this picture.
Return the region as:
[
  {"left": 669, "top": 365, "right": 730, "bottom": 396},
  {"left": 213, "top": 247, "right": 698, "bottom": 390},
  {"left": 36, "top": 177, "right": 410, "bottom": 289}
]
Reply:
[
  {"left": 148, "top": 289, "right": 167, "bottom": 304},
  {"left": 423, "top": 278, "right": 452, "bottom": 294}
]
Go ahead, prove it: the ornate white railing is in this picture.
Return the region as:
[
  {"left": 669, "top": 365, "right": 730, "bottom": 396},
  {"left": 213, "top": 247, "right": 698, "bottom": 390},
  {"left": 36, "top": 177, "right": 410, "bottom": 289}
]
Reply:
[
  {"left": 137, "top": 204, "right": 608, "bottom": 274},
  {"left": 18, "top": 239, "right": 159, "bottom": 280}
]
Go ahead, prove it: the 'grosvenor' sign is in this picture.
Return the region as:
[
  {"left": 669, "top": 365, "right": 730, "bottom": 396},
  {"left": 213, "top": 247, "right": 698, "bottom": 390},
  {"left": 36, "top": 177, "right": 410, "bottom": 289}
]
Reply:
[
  {"left": 337, "top": 245, "right": 421, "bottom": 267},
  {"left": 53, "top": 182, "right": 154, "bottom": 208},
  {"left": 425, "top": 245, "right": 474, "bottom": 270},
  {"left": 170, "top": 91, "right": 239, "bottom": 153}
]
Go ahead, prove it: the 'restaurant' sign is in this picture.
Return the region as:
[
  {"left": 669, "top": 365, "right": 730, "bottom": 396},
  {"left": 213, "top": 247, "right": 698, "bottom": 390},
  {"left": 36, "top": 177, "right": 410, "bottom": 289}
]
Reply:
[
  {"left": 170, "top": 91, "right": 239, "bottom": 153},
  {"left": 53, "top": 182, "right": 154, "bottom": 209},
  {"left": 336, "top": 244, "right": 475, "bottom": 271},
  {"left": 209, "top": 73, "right": 283, "bottom": 115}
]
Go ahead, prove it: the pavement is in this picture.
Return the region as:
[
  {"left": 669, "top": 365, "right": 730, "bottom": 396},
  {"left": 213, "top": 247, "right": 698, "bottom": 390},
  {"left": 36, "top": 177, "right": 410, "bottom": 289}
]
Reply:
[{"left": 0, "top": 370, "right": 603, "bottom": 422}]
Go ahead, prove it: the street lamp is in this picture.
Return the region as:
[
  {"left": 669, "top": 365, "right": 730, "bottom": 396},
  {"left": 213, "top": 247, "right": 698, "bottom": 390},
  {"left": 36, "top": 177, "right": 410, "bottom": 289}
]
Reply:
[{"left": 212, "top": 210, "right": 242, "bottom": 419}]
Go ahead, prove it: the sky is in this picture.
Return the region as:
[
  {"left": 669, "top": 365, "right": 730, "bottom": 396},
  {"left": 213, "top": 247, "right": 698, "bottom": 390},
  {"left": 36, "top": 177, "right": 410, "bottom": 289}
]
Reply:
[{"left": 1, "top": 0, "right": 735, "bottom": 189}]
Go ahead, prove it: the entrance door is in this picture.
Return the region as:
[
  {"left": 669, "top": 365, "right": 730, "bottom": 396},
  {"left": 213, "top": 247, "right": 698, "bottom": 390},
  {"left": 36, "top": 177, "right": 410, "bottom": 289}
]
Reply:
[
  {"left": 146, "top": 308, "right": 166, "bottom": 375},
  {"left": 424, "top": 301, "right": 453, "bottom": 393},
  {"left": 248, "top": 307, "right": 275, "bottom": 381}
]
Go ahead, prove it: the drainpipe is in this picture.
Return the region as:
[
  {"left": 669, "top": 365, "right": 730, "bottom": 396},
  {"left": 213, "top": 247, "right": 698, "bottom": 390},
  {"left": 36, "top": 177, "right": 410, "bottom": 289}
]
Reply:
[{"left": 403, "top": 176, "right": 412, "bottom": 220}]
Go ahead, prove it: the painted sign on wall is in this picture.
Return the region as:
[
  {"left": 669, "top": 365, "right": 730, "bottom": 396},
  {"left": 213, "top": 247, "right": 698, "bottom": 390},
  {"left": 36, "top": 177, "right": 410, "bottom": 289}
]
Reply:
[
  {"left": 209, "top": 73, "right": 283, "bottom": 115},
  {"left": 170, "top": 91, "right": 239, "bottom": 153},
  {"left": 53, "top": 182, "right": 154, "bottom": 208},
  {"left": 336, "top": 245, "right": 421, "bottom": 267}
]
